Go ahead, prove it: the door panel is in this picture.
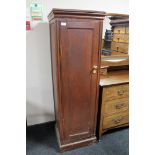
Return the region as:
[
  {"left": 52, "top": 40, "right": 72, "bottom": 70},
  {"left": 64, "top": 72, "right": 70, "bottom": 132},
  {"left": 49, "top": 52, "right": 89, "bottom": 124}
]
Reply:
[{"left": 60, "top": 20, "right": 100, "bottom": 142}]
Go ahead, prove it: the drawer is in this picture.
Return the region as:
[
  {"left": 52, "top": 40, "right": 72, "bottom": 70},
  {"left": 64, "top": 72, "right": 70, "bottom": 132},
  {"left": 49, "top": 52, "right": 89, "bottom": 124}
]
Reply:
[
  {"left": 113, "top": 27, "right": 126, "bottom": 34},
  {"left": 103, "top": 84, "right": 129, "bottom": 101},
  {"left": 100, "top": 66, "right": 108, "bottom": 76},
  {"left": 112, "top": 34, "right": 129, "bottom": 43},
  {"left": 111, "top": 42, "right": 128, "bottom": 53},
  {"left": 126, "top": 27, "right": 129, "bottom": 34},
  {"left": 102, "top": 110, "right": 129, "bottom": 130},
  {"left": 111, "top": 51, "right": 127, "bottom": 55},
  {"left": 102, "top": 98, "right": 129, "bottom": 115}
]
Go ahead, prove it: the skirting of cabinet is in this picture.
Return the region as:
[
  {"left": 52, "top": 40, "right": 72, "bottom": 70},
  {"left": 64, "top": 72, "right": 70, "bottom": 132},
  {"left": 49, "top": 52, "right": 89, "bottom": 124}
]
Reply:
[
  {"left": 101, "top": 123, "right": 129, "bottom": 135},
  {"left": 55, "top": 126, "right": 97, "bottom": 152}
]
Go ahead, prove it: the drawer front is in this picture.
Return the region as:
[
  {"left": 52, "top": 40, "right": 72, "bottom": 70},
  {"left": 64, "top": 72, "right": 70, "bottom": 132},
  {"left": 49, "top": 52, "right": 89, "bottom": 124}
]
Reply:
[
  {"left": 102, "top": 98, "right": 128, "bottom": 115},
  {"left": 100, "top": 69, "right": 107, "bottom": 76},
  {"left": 113, "top": 27, "right": 126, "bottom": 34},
  {"left": 112, "top": 34, "right": 129, "bottom": 43},
  {"left": 103, "top": 84, "right": 129, "bottom": 101},
  {"left": 111, "top": 42, "right": 128, "bottom": 53},
  {"left": 126, "top": 27, "right": 129, "bottom": 34},
  {"left": 111, "top": 51, "right": 127, "bottom": 55},
  {"left": 102, "top": 110, "right": 129, "bottom": 130},
  {"left": 100, "top": 67, "right": 107, "bottom": 76}
]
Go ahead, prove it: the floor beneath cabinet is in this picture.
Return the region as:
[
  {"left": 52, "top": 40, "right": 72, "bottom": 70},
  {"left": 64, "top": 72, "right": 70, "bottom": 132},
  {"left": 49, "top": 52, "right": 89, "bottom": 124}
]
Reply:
[{"left": 26, "top": 122, "right": 129, "bottom": 155}]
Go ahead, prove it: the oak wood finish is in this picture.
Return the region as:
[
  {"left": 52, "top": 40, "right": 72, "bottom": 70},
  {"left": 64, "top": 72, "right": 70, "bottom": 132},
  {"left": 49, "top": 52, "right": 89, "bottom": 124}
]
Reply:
[
  {"left": 105, "top": 13, "right": 129, "bottom": 17},
  {"left": 126, "top": 27, "right": 129, "bottom": 34},
  {"left": 101, "top": 55, "right": 129, "bottom": 66},
  {"left": 48, "top": 9, "right": 105, "bottom": 151},
  {"left": 100, "top": 66, "right": 108, "bottom": 76},
  {"left": 111, "top": 42, "right": 128, "bottom": 53},
  {"left": 99, "top": 82, "right": 129, "bottom": 137},
  {"left": 97, "top": 15, "right": 129, "bottom": 139},
  {"left": 102, "top": 110, "right": 129, "bottom": 130},
  {"left": 113, "top": 26, "right": 126, "bottom": 34},
  {"left": 100, "top": 70, "right": 129, "bottom": 86},
  {"left": 98, "top": 66, "right": 129, "bottom": 137},
  {"left": 103, "top": 84, "right": 129, "bottom": 101},
  {"left": 110, "top": 17, "right": 129, "bottom": 56},
  {"left": 112, "top": 33, "right": 129, "bottom": 43},
  {"left": 102, "top": 97, "right": 128, "bottom": 116}
]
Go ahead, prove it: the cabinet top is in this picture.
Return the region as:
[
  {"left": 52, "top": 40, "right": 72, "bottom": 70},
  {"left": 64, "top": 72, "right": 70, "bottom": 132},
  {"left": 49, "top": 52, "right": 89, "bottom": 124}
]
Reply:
[
  {"left": 100, "top": 70, "right": 129, "bottom": 86},
  {"left": 48, "top": 8, "right": 106, "bottom": 21},
  {"left": 110, "top": 16, "right": 129, "bottom": 26}
]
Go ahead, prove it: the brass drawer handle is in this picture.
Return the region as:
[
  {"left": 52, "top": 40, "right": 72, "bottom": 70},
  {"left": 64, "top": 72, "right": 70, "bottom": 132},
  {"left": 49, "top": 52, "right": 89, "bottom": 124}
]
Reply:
[
  {"left": 117, "top": 37, "right": 120, "bottom": 42},
  {"left": 91, "top": 65, "right": 98, "bottom": 74},
  {"left": 115, "top": 103, "right": 125, "bottom": 109},
  {"left": 113, "top": 116, "right": 123, "bottom": 124},
  {"left": 117, "top": 90, "right": 125, "bottom": 95},
  {"left": 118, "top": 29, "right": 120, "bottom": 33}
]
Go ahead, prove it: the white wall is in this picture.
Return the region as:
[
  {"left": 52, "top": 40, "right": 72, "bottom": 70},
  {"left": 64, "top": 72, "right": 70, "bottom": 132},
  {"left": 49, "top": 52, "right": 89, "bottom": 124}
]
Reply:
[{"left": 26, "top": 0, "right": 129, "bottom": 126}]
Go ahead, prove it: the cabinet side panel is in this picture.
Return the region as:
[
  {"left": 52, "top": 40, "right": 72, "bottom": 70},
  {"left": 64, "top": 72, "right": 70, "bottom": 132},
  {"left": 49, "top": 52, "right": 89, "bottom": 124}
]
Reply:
[{"left": 49, "top": 21, "right": 60, "bottom": 126}]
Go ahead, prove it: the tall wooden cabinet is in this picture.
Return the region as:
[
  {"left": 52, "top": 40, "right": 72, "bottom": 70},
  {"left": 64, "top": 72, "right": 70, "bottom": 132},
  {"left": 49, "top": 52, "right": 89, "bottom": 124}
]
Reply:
[{"left": 48, "top": 9, "right": 105, "bottom": 151}]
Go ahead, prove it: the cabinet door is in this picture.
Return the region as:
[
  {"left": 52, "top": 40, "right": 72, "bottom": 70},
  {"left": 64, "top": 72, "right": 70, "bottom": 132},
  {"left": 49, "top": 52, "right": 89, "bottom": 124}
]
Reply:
[{"left": 59, "top": 20, "right": 101, "bottom": 143}]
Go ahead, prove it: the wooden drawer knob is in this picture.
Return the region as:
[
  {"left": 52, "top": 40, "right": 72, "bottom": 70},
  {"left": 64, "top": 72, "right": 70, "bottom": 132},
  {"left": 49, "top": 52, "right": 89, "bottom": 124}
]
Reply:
[{"left": 115, "top": 103, "right": 125, "bottom": 109}]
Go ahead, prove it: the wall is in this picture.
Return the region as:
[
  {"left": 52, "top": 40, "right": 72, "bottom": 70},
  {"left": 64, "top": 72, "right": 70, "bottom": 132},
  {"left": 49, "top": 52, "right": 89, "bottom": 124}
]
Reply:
[{"left": 26, "top": 0, "right": 129, "bottom": 126}]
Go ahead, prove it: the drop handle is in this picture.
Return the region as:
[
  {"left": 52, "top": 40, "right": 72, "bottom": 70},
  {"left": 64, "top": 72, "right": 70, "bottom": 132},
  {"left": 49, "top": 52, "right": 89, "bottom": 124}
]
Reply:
[
  {"left": 91, "top": 65, "right": 98, "bottom": 74},
  {"left": 115, "top": 103, "right": 124, "bottom": 109},
  {"left": 113, "top": 116, "right": 124, "bottom": 124},
  {"left": 117, "top": 90, "right": 125, "bottom": 95}
]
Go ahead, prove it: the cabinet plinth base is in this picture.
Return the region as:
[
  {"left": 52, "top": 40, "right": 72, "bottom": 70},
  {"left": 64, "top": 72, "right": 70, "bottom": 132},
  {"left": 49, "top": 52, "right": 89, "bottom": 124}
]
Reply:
[{"left": 55, "top": 126, "right": 97, "bottom": 152}]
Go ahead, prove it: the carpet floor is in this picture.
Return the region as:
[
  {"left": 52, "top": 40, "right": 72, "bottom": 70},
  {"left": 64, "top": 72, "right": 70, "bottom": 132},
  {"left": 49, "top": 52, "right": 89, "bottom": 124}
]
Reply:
[{"left": 26, "top": 122, "right": 129, "bottom": 155}]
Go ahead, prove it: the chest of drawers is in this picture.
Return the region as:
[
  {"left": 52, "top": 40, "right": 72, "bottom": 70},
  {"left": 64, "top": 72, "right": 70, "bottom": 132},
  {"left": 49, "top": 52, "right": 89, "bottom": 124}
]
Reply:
[
  {"left": 110, "top": 17, "right": 129, "bottom": 55},
  {"left": 98, "top": 71, "right": 129, "bottom": 137},
  {"left": 98, "top": 15, "right": 129, "bottom": 139}
]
